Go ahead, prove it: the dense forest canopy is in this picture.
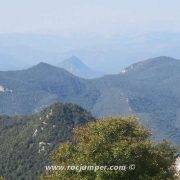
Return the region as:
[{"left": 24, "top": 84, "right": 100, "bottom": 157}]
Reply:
[
  {"left": 0, "top": 103, "right": 94, "bottom": 179},
  {"left": 44, "top": 117, "right": 178, "bottom": 180}
]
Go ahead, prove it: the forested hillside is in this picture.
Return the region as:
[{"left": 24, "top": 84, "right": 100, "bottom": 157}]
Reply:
[
  {"left": 0, "top": 56, "right": 180, "bottom": 144},
  {"left": 0, "top": 103, "right": 94, "bottom": 179}
]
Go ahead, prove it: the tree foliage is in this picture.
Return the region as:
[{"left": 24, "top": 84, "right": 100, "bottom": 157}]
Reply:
[{"left": 45, "top": 117, "right": 178, "bottom": 180}]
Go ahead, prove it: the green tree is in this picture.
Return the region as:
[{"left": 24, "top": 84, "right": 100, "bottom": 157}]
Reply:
[{"left": 45, "top": 117, "right": 177, "bottom": 180}]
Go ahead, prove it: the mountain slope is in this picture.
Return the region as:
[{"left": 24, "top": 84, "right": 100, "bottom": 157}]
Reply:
[
  {"left": 0, "top": 62, "right": 100, "bottom": 115},
  {"left": 112, "top": 56, "right": 180, "bottom": 143},
  {"left": 0, "top": 57, "right": 180, "bottom": 144},
  {"left": 0, "top": 102, "right": 94, "bottom": 179},
  {"left": 58, "top": 56, "right": 104, "bottom": 79},
  {"left": 83, "top": 56, "right": 180, "bottom": 143}
]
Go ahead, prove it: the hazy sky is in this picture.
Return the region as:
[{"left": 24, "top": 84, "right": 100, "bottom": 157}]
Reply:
[{"left": 0, "top": 0, "right": 180, "bottom": 35}]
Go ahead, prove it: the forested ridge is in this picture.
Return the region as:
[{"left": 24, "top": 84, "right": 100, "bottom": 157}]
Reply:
[{"left": 0, "top": 103, "right": 94, "bottom": 179}]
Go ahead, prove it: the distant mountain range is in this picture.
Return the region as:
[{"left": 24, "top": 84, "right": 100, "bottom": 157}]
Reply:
[
  {"left": 1, "top": 32, "right": 180, "bottom": 73},
  {"left": 0, "top": 56, "right": 180, "bottom": 144},
  {"left": 58, "top": 56, "right": 104, "bottom": 79}
]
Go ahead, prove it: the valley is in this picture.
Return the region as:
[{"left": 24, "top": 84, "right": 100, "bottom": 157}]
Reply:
[{"left": 0, "top": 56, "right": 180, "bottom": 144}]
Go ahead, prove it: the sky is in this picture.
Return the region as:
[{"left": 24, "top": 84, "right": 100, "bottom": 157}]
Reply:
[
  {"left": 0, "top": 0, "right": 180, "bottom": 35},
  {"left": 0, "top": 0, "right": 180, "bottom": 73}
]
